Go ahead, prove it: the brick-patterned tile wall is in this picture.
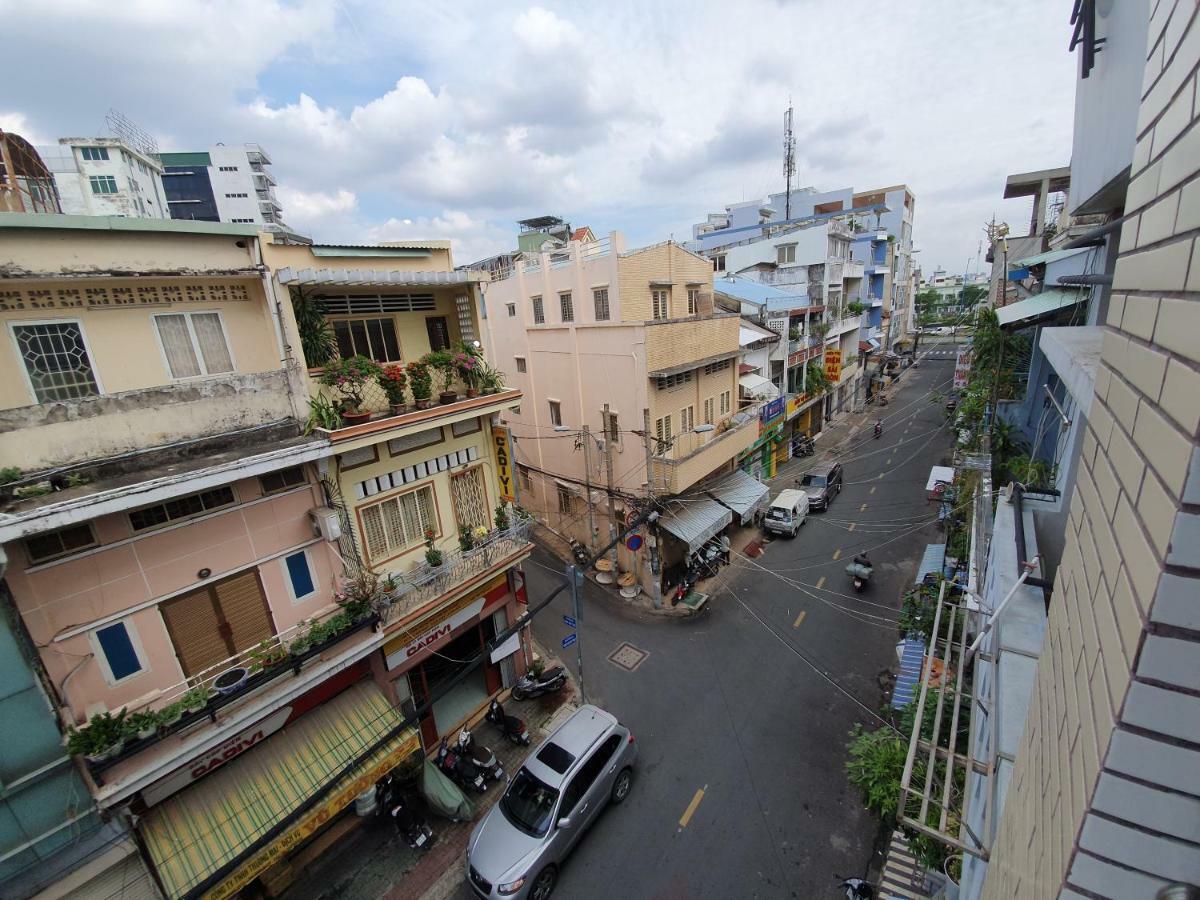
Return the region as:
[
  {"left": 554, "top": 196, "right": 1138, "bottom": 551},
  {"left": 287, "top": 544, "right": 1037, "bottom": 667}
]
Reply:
[{"left": 982, "top": 2, "right": 1200, "bottom": 897}]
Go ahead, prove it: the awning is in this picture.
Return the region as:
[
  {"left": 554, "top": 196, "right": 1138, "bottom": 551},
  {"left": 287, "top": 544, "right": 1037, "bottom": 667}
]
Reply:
[
  {"left": 916, "top": 543, "right": 949, "bottom": 584},
  {"left": 140, "top": 682, "right": 419, "bottom": 899},
  {"left": 658, "top": 500, "right": 732, "bottom": 553},
  {"left": 891, "top": 635, "right": 928, "bottom": 709},
  {"left": 1011, "top": 246, "right": 1088, "bottom": 268},
  {"left": 995, "top": 289, "right": 1087, "bottom": 327},
  {"left": 738, "top": 373, "right": 780, "bottom": 401},
  {"left": 704, "top": 469, "right": 769, "bottom": 525},
  {"left": 926, "top": 466, "right": 955, "bottom": 492},
  {"left": 738, "top": 363, "right": 756, "bottom": 375},
  {"left": 739, "top": 323, "right": 776, "bottom": 347},
  {"left": 858, "top": 338, "right": 880, "bottom": 352},
  {"left": 275, "top": 266, "right": 482, "bottom": 287}
]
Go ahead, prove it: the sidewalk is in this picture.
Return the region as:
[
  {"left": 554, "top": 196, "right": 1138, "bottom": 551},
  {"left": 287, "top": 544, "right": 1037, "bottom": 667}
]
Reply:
[{"left": 279, "top": 674, "right": 580, "bottom": 900}]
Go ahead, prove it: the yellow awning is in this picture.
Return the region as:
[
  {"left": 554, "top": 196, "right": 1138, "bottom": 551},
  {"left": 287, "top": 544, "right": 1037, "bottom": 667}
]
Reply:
[{"left": 140, "top": 681, "right": 419, "bottom": 900}]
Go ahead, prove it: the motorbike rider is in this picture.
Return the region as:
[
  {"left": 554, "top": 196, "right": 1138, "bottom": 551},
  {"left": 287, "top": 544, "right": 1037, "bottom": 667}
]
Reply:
[
  {"left": 854, "top": 551, "right": 871, "bottom": 570},
  {"left": 873, "top": 419, "right": 883, "bottom": 438}
]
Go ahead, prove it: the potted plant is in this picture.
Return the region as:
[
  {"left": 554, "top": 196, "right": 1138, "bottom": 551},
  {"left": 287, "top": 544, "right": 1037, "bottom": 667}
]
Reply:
[
  {"left": 458, "top": 525, "right": 474, "bottom": 552},
  {"left": 425, "top": 539, "right": 444, "bottom": 567},
  {"left": 248, "top": 639, "right": 287, "bottom": 673},
  {"left": 494, "top": 504, "right": 510, "bottom": 532},
  {"left": 319, "top": 355, "right": 384, "bottom": 425},
  {"left": 181, "top": 686, "right": 212, "bottom": 713},
  {"left": 290, "top": 621, "right": 313, "bottom": 656},
  {"left": 0, "top": 466, "right": 21, "bottom": 504},
  {"left": 478, "top": 363, "right": 505, "bottom": 395},
  {"left": 67, "top": 709, "right": 129, "bottom": 763},
  {"left": 127, "top": 710, "right": 160, "bottom": 741},
  {"left": 213, "top": 666, "right": 250, "bottom": 696},
  {"left": 453, "top": 342, "right": 484, "bottom": 398},
  {"left": 424, "top": 351, "right": 459, "bottom": 404},
  {"left": 406, "top": 360, "right": 434, "bottom": 409},
  {"left": 380, "top": 364, "right": 408, "bottom": 415},
  {"left": 157, "top": 701, "right": 184, "bottom": 730},
  {"left": 472, "top": 525, "right": 489, "bottom": 544}
]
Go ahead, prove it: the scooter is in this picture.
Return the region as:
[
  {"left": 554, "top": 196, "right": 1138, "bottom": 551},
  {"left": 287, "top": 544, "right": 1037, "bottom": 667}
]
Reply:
[
  {"left": 836, "top": 876, "right": 875, "bottom": 900},
  {"left": 511, "top": 664, "right": 568, "bottom": 701},
  {"left": 376, "top": 777, "right": 434, "bottom": 850},
  {"left": 457, "top": 727, "right": 505, "bottom": 782},
  {"left": 567, "top": 538, "right": 590, "bottom": 566},
  {"left": 846, "top": 556, "right": 874, "bottom": 592},
  {"left": 792, "top": 434, "right": 815, "bottom": 457},
  {"left": 486, "top": 698, "right": 531, "bottom": 746},
  {"left": 436, "top": 739, "right": 487, "bottom": 794},
  {"left": 873, "top": 421, "right": 883, "bottom": 439}
]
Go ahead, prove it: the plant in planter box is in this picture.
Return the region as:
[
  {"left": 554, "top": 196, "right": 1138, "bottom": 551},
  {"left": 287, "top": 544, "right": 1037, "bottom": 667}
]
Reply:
[
  {"left": 380, "top": 364, "right": 408, "bottom": 414},
  {"left": 0, "top": 466, "right": 21, "bottom": 503},
  {"left": 319, "top": 355, "right": 384, "bottom": 424},
  {"left": 304, "top": 393, "right": 342, "bottom": 434},
  {"left": 478, "top": 362, "right": 505, "bottom": 395},
  {"left": 248, "top": 638, "right": 288, "bottom": 673},
  {"left": 181, "top": 686, "right": 213, "bottom": 713},
  {"left": 405, "top": 360, "right": 434, "bottom": 409},
  {"left": 335, "top": 568, "right": 379, "bottom": 621},
  {"left": 67, "top": 709, "right": 129, "bottom": 761},
  {"left": 127, "top": 710, "right": 160, "bottom": 741},
  {"left": 458, "top": 525, "right": 474, "bottom": 552},
  {"left": 425, "top": 546, "right": 444, "bottom": 567},
  {"left": 494, "top": 504, "right": 510, "bottom": 532},
  {"left": 423, "top": 350, "right": 458, "bottom": 403},
  {"left": 846, "top": 300, "right": 865, "bottom": 316}
]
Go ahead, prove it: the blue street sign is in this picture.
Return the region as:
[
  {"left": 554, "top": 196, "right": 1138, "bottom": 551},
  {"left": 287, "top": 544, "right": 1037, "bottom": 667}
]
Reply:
[
  {"left": 562, "top": 633, "right": 578, "bottom": 648},
  {"left": 563, "top": 615, "right": 577, "bottom": 628}
]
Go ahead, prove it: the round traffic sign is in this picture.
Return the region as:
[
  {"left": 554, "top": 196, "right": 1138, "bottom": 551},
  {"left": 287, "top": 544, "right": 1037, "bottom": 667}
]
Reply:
[{"left": 626, "top": 534, "right": 644, "bottom": 552}]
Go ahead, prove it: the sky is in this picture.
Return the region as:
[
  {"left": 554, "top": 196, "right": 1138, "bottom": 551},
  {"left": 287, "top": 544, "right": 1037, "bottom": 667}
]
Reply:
[{"left": 1, "top": 0, "right": 1077, "bottom": 274}]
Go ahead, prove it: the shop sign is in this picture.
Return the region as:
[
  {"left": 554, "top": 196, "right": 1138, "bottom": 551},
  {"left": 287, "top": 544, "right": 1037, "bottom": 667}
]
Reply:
[
  {"left": 385, "top": 597, "right": 486, "bottom": 669},
  {"left": 786, "top": 393, "right": 809, "bottom": 419},
  {"left": 824, "top": 349, "right": 843, "bottom": 383},
  {"left": 953, "top": 348, "right": 972, "bottom": 390},
  {"left": 492, "top": 426, "right": 515, "bottom": 501},
  {"left": 142, "top": 706, "right": 294, "bottom": 807},
  {"left": 760, "top": 397, "right": 785, "bottom": 423},
  {"left": 205, "top": 732, "right": 420, "bottom": 900}
]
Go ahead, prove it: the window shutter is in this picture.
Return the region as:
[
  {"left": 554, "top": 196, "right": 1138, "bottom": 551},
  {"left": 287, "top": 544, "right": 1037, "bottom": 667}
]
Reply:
[
  {"left": 191, "top": 313, "right": 234, "bottom": 374},
  {"left": 212, "top": 571, "right": 273, "bottom": 652},
  {"left": 361, "top": 504, "right": 388, "bottom": 559},
  {"left": 381, "top": 497, "right": 407, "bottom": 551},
  {"left": 160, "top": 588, "right": 229, "bottom": 678},
  {"left": 155, "top": 315, "right": 201, "bottom": 378}
]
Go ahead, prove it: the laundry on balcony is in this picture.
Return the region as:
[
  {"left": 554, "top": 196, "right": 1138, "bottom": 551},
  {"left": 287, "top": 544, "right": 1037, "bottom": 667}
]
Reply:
[
  {"left": 738, "top": 373, "right": 780, "bottom": 401},
  {"left": 657, "top": 498, "right": 732, "bottom": 554}
]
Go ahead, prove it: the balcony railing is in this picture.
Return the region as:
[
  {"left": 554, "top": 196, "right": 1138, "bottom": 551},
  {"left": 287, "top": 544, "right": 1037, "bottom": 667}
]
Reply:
[
  {"left": 653, "top": 404, "right": 760, "bottom": 463},
  {"left": 382, "top": 521, "right": 532, "bottom": 624}
]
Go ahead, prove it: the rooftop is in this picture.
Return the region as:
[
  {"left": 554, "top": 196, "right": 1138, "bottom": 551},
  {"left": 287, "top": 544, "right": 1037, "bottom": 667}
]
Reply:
[{"left": 0, "top": 212, "right": 260, "bottom": 237}]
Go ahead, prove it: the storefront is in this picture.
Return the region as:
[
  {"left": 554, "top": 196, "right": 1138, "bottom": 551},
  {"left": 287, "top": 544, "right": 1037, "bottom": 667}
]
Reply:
[{"left": 737, "top": 397, "right": 786, "bottom": 479}]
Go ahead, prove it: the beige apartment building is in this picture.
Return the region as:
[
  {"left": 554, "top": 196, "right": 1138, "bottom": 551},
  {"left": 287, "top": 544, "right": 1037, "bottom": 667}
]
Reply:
[{"left": 482, "top": 233, "right": 765, "bottom": 603}]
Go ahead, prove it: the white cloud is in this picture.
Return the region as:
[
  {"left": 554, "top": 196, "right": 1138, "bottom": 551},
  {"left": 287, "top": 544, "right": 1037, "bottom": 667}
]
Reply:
[
  {"left": 276, "top": 187, "right": 358, "bottom": 233},
  {"left": 0, "top": 111, "right": 47, "bottom": 145},
  {"left": 365, "top": 211, "right": 514, "bottom": 266}
]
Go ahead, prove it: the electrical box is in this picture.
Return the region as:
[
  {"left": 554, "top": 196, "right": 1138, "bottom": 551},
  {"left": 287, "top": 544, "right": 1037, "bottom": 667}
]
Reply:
[{"left": 309, "top": 507, "right": 342, "bottom": 542}]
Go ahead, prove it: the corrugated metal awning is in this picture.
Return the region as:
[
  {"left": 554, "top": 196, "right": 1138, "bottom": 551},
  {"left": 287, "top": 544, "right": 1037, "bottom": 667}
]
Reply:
[
  {"left": 891, "top": 635, "right": 928, "bottom": 709},
  {"left": 704, "top": 469, "right": 769, "bottom": 524},
  {"left": 140, "top": 682, "right": 419, "bottom": 899},
  {"left": 658, "top": 500, "right": 732, "bottom": 553},
  {"left": 276, "top": 266, "right": 484, "bottom": 287},
  {"left": 995, "top": 289, "right": 1086, "bottom": 327},
  {"left": 738, "top": 373, "right": 780, "bottom": 400},
  {"left": 1011, "top": 246, "right": 1088, "bottom": 268},
  {"left": 916, "top": 543, "right": 948, "bottom": 584}
]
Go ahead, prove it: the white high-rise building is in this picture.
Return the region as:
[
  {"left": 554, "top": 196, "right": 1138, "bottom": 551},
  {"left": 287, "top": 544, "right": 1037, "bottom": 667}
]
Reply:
[
  {"left": 38, "top": 137, "right": 169, "bottom": 219},
  {"left": 160, "top": 144, "right": 289, "bottom": 233}
]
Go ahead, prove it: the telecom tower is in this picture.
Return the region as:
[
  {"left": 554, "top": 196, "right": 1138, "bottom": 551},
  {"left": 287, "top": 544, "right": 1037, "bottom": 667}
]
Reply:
[{"left": 783, "top": 102, "right": 796, "bottom": 220}]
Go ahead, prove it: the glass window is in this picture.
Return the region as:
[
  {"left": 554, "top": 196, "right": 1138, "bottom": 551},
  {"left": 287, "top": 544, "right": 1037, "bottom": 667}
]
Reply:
[
  {"left": 680, "top": 405, "right": 694, "bottom": 433},
  {"left": 687, "top": 289, "right": 699, "bottom": 315},
  {"left": 777, "top": 244, "right": 796, "bottom": 265},
  {"left": 501, "top": 768, "right": 559, "bottom": 837},
  {"left": 89, "top": 175, "right": 118, "bottom": 194},
  {"left": 515, "top": 356, "right": 527, "bottom": 373},
  {"left": 24, "top": 523, "right": 97, "bottom": 564},
  {"left": 651, "top": 289, "right": 669, "bottom": 321},
  {"left": 703, "top": 397, "right": 714, "bottom": 424},
  {"left": 259, "top": 465, "right": 306, "bottom": 494},
  {"left": 713, "top": 255, "right": 726, "bottom": 272},
  {"left": 129, "top": 486, "right": 236, "bottom": 531},
  {"left": 548, "top": 400, "right": 562, "bottom": 426},
  {"left": 451, "top": 417, "right": 482, "bottom": 437},
  {"left": 557, "top": 485, "right": 572, "bottom": 513},
  {"left": 559, "top": 292, "right": 574, "bottom": 322},
  {"left": 531, "top": 296, "right": 545, "bottom": 325},
  {"left": 154, "top": 312, "right": 234, "bottom": 379},
  {"left": 12, "top": 321, "right": 100, "bottom": 403},
  {"left": 506, "top": 303, "right": 516, "bottom": 317},
  {"left": 80, "top": 146, "right": 109, "bottom": 161},
  {"left": 95, "top": 621, "right": 142, "bottom": 681},
  {"left": 593, "top": 288, "right": 610, "bottom": 321},
  {"left": 332, "top": 317, "right": 401, "bottom": 362},
  {"left": 283, "top": 550, "right": 316, "bottom": 600}
]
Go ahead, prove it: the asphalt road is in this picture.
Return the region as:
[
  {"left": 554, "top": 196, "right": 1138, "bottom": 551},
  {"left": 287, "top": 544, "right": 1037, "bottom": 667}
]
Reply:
[{"left": 451, "top": 350, "right": 961, "bottom": 900}]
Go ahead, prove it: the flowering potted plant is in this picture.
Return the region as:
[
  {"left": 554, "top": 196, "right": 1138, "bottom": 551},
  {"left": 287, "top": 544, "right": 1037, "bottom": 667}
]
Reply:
[
  {"left": 423, "top": 351, "right": 458, "bottom": 404},
  {"left": 424, "top": 526, "right": 443, "bottom": 566},
  {"left": 380, "top": 364, "right": 408, "bottom": 415},
  {"left": 453, "top": 342, "right": 484, "bottom": 397},
  {"left": 319, "top": 355, "right": 384, "bottom": 425},
  {"left": 406, "top": 360, "right": 433, "bottom": 409}
]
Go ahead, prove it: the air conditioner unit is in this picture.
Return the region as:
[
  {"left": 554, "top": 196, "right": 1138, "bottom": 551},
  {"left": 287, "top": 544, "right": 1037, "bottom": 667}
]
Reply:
[{"left": 309, "top": 507, "right": 342, "bottom": 542}]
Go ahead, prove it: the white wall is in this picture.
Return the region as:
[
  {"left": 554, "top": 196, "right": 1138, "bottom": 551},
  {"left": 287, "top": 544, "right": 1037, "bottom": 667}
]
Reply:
[{"left": 208, "top": 147, "right": 266, "bottom": 225}]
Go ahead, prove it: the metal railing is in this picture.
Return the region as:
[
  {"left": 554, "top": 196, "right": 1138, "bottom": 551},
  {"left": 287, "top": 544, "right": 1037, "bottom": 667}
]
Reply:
[{"left": 652, "top": 404, "right": 761, "bottom": 462}]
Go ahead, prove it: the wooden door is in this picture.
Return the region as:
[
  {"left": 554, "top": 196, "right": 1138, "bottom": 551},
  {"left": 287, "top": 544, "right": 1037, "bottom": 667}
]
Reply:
[{"left": 159, "top": 571, "right": 275, "bottom": 678}]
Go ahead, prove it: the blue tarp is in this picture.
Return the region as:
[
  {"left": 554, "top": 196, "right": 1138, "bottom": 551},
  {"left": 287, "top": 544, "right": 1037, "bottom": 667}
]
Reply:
[{"left": 892, "top": 636, "right": 928, "bottom": 709}]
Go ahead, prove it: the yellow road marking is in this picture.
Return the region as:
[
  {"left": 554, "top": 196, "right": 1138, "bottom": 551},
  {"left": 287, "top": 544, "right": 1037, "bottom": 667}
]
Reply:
[
  {"left": 815, "top": 576, "right": 826, "bottom": 590},
  {"left": 860, "top": 503, "right": 868, "bottom": 511},
  {"left": 870, "top": 486, "right": 877, "bottom": 494},
  {"left": 793, "top": 610, "right": 807, "bottom": 629},
  {"left": 833, "top": 548, "right": 842, "bottom": 560},
  {"left": 848, "top": 523, "right": 856, "bottom": 532},
  {"left": 679, "top": 787, "right": 706, "bottom": 828},
  {"left": 886, "top": 458, "right": 893, "bottom": 465},
  {"left": 877, "top": 472, "right": 885, "bottom": 480}
]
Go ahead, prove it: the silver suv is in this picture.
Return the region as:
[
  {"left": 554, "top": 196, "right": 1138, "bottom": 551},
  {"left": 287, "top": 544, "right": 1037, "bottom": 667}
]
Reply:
[{"left": 467, "top": 705, "right": 637, "bottom": 899}]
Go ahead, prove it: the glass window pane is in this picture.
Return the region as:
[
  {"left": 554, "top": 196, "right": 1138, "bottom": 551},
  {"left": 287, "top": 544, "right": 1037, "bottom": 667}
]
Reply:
[
  {"left": 191, "top": 313, "right": 234, "bottom": 374},
  {"left": 155, "top": 315, "right": 201, "bottom": 378},
  {"left": 349, "top": 320, "right": 368, "bottom": 357},
  {"left": 13, "top": 322, "right": 100, "bottom": 402},
  {"left": 285, "top": 551, "right": 316, "bottom": 598},
  {"left": 333, "top": 321, "right": 354, "bottom": 359},
  {"left": 381, "top": 319, "right": 401, "bottom": 361},
  {"left": 96, "top": 622, "right": 141, "bottom": 681}
]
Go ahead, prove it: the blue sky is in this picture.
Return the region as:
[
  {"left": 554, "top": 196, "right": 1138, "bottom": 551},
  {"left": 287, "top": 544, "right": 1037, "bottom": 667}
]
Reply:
[{"left": 2, "top": 0, "right": 1077, "bottom": 272}]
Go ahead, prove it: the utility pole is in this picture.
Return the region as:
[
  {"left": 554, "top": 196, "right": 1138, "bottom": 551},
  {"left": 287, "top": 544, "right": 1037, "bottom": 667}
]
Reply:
[
  {"left": 641, "top": 408, "right": 662, "bottom": 609},
  {"left": 566, "top": 564, "right": 587, "bottom": 704},
  {"left": 602, "top": 404, "right": 620, "bottom": 575},
  {"left": 581, "top": 424, "right": 597, "bottom": 552},
  {"left": 783, "top": 102, "right": 795, "bottom": 221}
]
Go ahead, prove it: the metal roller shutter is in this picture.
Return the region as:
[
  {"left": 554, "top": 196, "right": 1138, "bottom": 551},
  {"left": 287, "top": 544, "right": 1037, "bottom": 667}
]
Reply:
[
  {"left": 160, "top": 588, "right": 228, "bottom": 678},
  {"left": 213, "top": 571, "right": 273, "bottom": 652}
]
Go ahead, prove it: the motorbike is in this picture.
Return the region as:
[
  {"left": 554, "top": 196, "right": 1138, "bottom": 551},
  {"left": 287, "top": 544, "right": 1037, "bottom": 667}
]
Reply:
[
  {"left": 511, "top": 664, "right": 568, "bottom": 700},
  {"left": 376, "top": 775, "right": 434, "bottom": 850},
  {"left": 436, "top": 739, "right": 487, "bottom": 794},
  {"left": 792, "top": 434, "right": 815, "bottom": 457},
  {"left": 457, "top": 727, "right": 505, "bottom": 782},
  {"left": 873, "top": 421, "right": 883, "bottom": 439},
  {"left": 836, "top": 876, "right": 875, "bottom": 900},
  {"left": 486, "top": 698, "right": 531, "bottom": 746},
  {"left": 878, "top": 394, "right": 889, "bottom": 406},
  {"left": 846, "top": 556, "right": 874, "bottom": 592},
  {"left": 567, "top": 538, "right": 590, "bottom": 566}
]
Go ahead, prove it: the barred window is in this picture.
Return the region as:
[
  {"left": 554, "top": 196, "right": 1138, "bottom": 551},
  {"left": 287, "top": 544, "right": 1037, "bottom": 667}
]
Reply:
[
  {"left": 559, "top": 292, "right": 574, "bottom": 322},
  {"left": 12, "top": 321, "right": 100, "bottom": 403},
  {"left": 129, "top": 486, "right": 236, "bottom": 531},
  {"left": 456, "top": 295, "right": 476, "bottom": 341},
  {"left": 451, "top": 467, "right": 489, "bottom": 530},
  {"left": 531, "top": 296, "right": 545, "bottom": 324},
  {"left": 655, "top": 414, "right": 673, "bottom": 445},
  {"left": 557, "top": 485, "right": 572, "bottom": 513},
  {"left": 359, "top": 485, "right": 437, "bottom": 562},
  {"left": 651, "top": 289, "right": 669, "bottom": 321},
  {"left": 515, "top": 356, "right": 527, "bottom": 373}
]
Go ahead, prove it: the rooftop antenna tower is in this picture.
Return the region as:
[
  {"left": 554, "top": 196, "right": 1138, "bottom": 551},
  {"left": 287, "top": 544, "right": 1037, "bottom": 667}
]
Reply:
[
  {"left": 105, "top": 108, "right": 159, "bottom": 158},
  {"left": 782, "top": 101, "right": 796, "bottom": 221}
]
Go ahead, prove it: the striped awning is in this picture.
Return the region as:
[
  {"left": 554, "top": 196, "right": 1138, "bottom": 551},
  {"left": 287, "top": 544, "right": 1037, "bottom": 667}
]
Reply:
[{"left": 140, "top": 682, "right": 419, "bottom": 899}]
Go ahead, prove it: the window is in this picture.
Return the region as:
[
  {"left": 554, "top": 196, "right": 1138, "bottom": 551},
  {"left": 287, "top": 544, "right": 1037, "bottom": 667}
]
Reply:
[
  {"left": 593, "top": 288, "right": 610, "bottom": 321},
  {"left": 12, "top": 321, "right": 100, "bottom": 402},
  {"left": 259, "top": 465, "right": 306, "bottom": 495},
  {"left": 224, "top": 192, "right": 249, "bottom": 198},
  {"left": 603, "top": 409, "right": 619, "bottom": 443},
  {"left": 154, "top": 312, "right": 235, "bottom": 379},
  {"left": 687, "top": 288, "right": 699, "bottom": 316},
  {"left": 531, "top": 296, "right": 545, "bottom": 324},
  {"left": 94, "top": 620, "right": 143, "bottom": 682},
  {"left": 332, "top": 317, "right": 401, "bottom": 362},
  {"left": 777, "top": 244, "right": 797, "bottom": 265},
  {"left": 703, "top": 359, "right": 732, "bottom": 375},
  {"left": 160, "top": 571, "right": 273, "bottom": 677},
  {"left": 283, "top": 550, "right": 317, "bottom": 601},
  {"left": 713, "top": 254, "right": 726, "bottom": 272},
  {"left": 704, "top": 397, "right": 714, "bottom": 424},
  {"left": 655, "top": 414, "right": 673, "bottom": 446},
  {"left": 218, "top": 165, "right": 239, "bottom": 171},
  {"left": 231, "top": 217, "right": 255, "bottom": 223},
  {"left": 388, "top": 426, "right": 443, "bottom": 456},
  {"left": 559, "top": 292, "right": 574, "bottom": 322},
  {"left": 456, "top": 295, "right": 476, "bottom": 341},
  {"left": 451, "top": 417, "right": 482, "bottom": 437},
  {"left": 517, "top": 465, "right": 533, "bottom": 491},
  {"left": 129, "top": 486, "right": 236, "bottom": 531},
  {"left": 80, "top": 146, "right": 109, "bottom": 161},
  {"left": 24, "top": 523, "right": 97, "bottom": 565},
  {"left": 515, "top": 356, "right": 527, "bottom": 373},
  {"left": 561, "top": 734, "right": 623, "bottom": 816},
  {"left": 557, "top": 485, "right": 572, "bottom": 513},
  {"left": 506, "top": 303, "right": 516, "bottom": 317},
  {"left": 89, "top": 175, "right": 118, "bottom": 194},
  {"left": 548, "top": 400, "right": 562, "bottom": 426},
  {"left": 452, "top": 466, "right": 489, "bottom": 530},
  {"left": 339, "top": 445, "right": 378, "bottom": 470},
  {"left": 651, "top": 289, "right": 669, "bottom": 321},
  {"left": 359, "top": 485, "right": 437, "bottom": 562},
  {"left": 655, "top": 371, "right": 692, "bottom": 390},
  {"left": 720, "top": 390, "right": 732, "bottom": 414},
  {"left": 680, "top": 405, "right": 694, "bottom": 433}
]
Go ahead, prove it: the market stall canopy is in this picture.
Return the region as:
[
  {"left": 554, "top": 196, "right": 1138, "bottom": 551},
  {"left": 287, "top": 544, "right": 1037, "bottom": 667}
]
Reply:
[
  {"left": 703, "top": 469, "right": 769, "bottom": 525},
  {"left": 738, "top": 373, "right": 780, "bottom": 401},
  {"left": 657, "top": 499, "right": 732, "bottom": 553}
]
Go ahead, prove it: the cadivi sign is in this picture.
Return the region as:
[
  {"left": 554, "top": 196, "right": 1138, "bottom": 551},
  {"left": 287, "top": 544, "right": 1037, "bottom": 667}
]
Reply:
[
  {"left": 386, "top": 598, "right": 485, "bottom": 669},
  {"left": 140, "top": 705, "right": 293, "bottom": 807}
]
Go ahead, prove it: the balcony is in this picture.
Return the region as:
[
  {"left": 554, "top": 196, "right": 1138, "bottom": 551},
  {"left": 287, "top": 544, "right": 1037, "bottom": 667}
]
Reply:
[
  {"left": 651, "top": 409, "right": 760, "bottom": 494},
  {"left": 252, "top": 169, "right": 277, "bottom": 188},
  {"left": 842, "top": 260, "right": 865, "bottom": 280},
  {"left": 244, "top": 143, "right": 272, "bottom": 165},
  {"left": 645, "top": 315, "right": 739, "bottom": 373}
]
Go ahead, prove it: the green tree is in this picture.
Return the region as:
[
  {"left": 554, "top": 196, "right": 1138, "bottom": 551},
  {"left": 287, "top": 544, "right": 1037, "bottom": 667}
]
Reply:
[{"left": 962, "top": 283, "right": 988, "bottom": 308}]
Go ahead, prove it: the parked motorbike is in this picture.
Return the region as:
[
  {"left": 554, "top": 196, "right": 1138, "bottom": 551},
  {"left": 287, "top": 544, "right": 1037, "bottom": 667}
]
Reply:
[
  {"left": 510, "top": 664, "right": 568, "bottom": 701},
  {"left": 878, "top": 394, "right": 889, "bottom": 406},
  {"left": 792, "top": 434, "right": 815, "bottom": 457},
  {"left": 457, "top": 727, "right": 505, "bottom": 782},
  {"left": 846, "top": 554, "right": 874, "bottom": 592},
  {"left": 567, "top": 538, "right": 590, "bottom": 566},
  {"left": 436, "top": 739, "right": 487, "bottom": 794},
  {"left": 873, "top": 420, "right": 883, "bottom": 439},
  {"left": 486, "top": 698, "right": 531, "bottom": 746},
  {"left": 376, "top": 776, "right": 434, "bottom": 850},
  {"left": 836, "top": 876, "right": 875, "bottom": 900}
]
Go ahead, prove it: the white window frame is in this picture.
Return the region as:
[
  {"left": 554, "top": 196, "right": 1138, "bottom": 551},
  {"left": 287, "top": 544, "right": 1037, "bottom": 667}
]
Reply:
[
  {"left": 777, "top": 244, "right": 797, "bottom": 265},
  {"left": 548, "top": 399, "right": 563, "bottom": 427},
  {"left": 8, "top": 317, "right": 105, "bottom": 404},
  {"left": 89, "top": 616, "right": 149, "bottom": 687},
  {"left": 281, "top": 548, "right": 319, "bottom": 604},
  {"left": 151, "top": 310, "right": 237, "bottom": 380},
  {"left": 687, "top": 288, "right": 699, "bottom": 316}
]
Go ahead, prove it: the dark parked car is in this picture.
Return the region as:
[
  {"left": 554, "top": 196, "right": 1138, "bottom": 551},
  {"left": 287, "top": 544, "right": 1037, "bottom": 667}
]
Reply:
[{"left": 799, "top": 461, "right": 843, "bottom": 511}]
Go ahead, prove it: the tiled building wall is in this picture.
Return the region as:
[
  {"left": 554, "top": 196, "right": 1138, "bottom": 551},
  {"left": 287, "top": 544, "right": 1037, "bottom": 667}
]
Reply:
[{"left": 982, "top": 3, "right": 1200, "bottom": 897}]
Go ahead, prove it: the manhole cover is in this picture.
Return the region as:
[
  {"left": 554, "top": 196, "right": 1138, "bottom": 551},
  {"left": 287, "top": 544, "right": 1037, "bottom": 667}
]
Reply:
[{"left": 608, "top": 642, "right": 649, "bottom": 672}]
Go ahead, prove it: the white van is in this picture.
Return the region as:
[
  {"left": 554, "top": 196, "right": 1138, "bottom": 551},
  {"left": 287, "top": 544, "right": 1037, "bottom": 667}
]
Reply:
[{"left": 764, "top": 488, "right": 809, "bottom": 537}]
